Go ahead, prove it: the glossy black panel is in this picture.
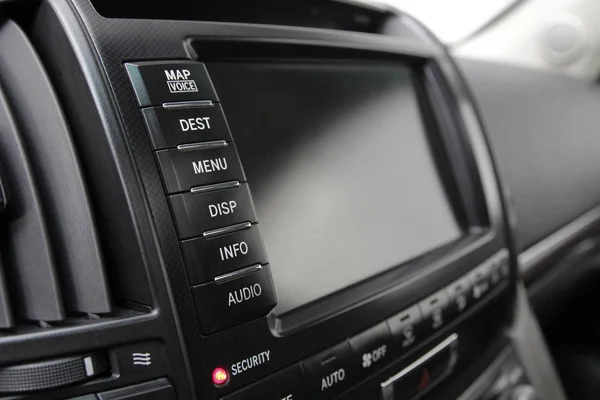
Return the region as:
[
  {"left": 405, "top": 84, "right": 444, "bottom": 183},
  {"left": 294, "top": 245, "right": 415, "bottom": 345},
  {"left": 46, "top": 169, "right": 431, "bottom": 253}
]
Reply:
[{"left": 207, "top": 62, "right": 462, "bottom": 316}]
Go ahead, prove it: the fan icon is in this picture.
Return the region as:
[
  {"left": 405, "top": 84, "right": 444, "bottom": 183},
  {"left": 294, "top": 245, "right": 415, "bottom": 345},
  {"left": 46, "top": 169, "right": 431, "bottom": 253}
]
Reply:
[{"left": 362, "top": 353, "right": 373, "bottom": 368}]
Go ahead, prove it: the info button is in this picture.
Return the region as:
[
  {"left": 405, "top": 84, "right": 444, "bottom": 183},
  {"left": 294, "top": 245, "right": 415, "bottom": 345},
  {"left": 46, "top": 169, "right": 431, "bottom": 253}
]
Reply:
[
  {"left": 181, "top": 225, "right": 268, "bottom": 285},
  {"left": 191, "top": 264, "right": 277, "bottom": 334}
]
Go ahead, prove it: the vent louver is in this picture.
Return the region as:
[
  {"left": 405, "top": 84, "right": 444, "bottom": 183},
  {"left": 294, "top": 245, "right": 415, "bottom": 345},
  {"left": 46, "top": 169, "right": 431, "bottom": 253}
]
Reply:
[{"left": 0, "top": 18, "right": 112, "bottom": 328}]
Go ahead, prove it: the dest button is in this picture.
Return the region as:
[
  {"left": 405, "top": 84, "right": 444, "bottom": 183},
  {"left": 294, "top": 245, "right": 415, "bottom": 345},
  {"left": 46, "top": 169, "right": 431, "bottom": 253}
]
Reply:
[
  {"left": 191, "top": 264, "right": 277, "bottom": 334},
  {"left": 141, "top": 104, "right": 233, "bottom": 150},
  {"left": 125, "top": 61, "right": 218, "bottom": 107},
  {"left": 221, "top": 364, "right": 307, "bottom": 400}
]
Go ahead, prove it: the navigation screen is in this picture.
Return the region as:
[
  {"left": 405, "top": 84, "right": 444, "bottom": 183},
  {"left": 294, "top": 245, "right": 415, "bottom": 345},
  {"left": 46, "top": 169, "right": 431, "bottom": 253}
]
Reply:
[{"left": 207, "top": 61, "right": 462, "bottom": 316}]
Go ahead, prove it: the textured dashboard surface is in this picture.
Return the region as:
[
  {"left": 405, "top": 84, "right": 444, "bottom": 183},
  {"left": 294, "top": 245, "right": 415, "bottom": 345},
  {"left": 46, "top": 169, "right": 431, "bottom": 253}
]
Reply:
[{"left": 459, "top": 58, "right": 600, "bottom": 250}]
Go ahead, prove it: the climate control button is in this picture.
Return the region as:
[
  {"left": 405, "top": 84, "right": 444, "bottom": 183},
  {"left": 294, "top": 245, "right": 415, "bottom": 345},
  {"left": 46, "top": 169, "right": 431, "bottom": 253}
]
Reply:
[
  {"left": 348, "top": 322, "right": 393, "bottom": 381},
  {"left": 419, "top": 290, "right": 450, "bottom": 334},
  {"left": 302, "top": 341, "right": 357, "bottom": 400}
]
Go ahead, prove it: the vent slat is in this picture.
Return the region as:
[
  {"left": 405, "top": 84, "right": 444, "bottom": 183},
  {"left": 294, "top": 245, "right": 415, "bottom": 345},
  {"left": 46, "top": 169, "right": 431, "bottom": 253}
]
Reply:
[
  {"left": 0, "top": 20, "right": 111, "bottom": 315},
  {"left": 0, "top": 81, "right": 65, "bottom": 322},
  {"left": 0, "top": 257, "right": 13, "bottom": 329}
]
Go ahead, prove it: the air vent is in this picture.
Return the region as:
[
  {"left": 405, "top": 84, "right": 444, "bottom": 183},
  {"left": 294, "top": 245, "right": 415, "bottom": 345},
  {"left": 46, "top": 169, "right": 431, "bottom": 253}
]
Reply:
[
  {"left": 0, "top": 19, "right": 112, "bottom": 328},
  {"left": 88, "top": 0, "right": 393, "bottom": 34}
]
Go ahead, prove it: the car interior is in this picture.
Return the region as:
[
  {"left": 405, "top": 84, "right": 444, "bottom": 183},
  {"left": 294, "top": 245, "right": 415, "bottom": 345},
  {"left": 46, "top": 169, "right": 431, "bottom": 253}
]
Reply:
[{"left": 0, "top": 0, "right": 597, "bottom": 399}]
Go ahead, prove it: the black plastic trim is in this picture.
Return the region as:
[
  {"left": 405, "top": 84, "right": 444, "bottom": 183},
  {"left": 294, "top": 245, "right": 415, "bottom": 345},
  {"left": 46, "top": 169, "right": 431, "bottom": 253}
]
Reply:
[
  {"left": 0, "top": 15, "right": 111, "bottom": 315},
  {"left": 0, "top": 19, "right": 64, "bottom": 323}
]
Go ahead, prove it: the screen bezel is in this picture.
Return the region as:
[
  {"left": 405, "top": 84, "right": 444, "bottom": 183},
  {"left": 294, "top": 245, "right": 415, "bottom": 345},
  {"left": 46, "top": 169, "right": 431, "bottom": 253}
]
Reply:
[{"left": 189, "top": 39, "right": 494, "bottom": 334}]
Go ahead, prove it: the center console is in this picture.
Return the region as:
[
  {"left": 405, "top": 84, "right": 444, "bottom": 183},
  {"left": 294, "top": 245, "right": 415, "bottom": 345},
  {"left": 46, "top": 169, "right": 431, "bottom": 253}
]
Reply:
[
  {"left": 121, "top": 44, "right": 511, "bottom": 398},
  {"left": 0, "top": 0, "right": 546, "bottom": 399}
]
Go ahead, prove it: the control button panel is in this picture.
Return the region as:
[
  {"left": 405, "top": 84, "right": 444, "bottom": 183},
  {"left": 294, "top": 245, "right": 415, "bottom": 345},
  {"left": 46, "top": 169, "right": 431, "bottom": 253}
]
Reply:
[
  {"left": 155, "top": 143, "right": 246, "bottom": 194},
  {"left": 125, "top": 61, "right": 218, "bottom": 106},
  {"left": 419, "top": 290, "right": 450, "bottom": 333},
  {"left": 125, "top": 59, "right": 276, "bottom": 337},
  {"left": 217, "top": 251, "right": 507, "bottom": 395},
  {"left": 302, "top": 341, "right": 357, "bottom": 400},
  {"left": 142, "top": 103, "right": 232, "bottom": 150},
  {"left": 387, "top": 305, "right": 425, "bottom": 353},
  {"left": 380, "top": 334, "right": 458, "bottom": 400},
  {"left": 192, "top": 264, "right": 277, "bottom": 334},
  {"left": 221, "top": 364, "right": 306, "bottom": 400},
  {"left": 349, "top": 322, "right": 393, "bottom": 380},
  {"left": 180, "top": 225, "right": 268, "bottom": 285}
]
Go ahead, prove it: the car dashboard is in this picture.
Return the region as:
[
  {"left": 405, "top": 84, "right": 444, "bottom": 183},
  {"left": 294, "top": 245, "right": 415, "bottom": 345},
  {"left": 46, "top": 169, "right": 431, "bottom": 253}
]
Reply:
[{"left": 0, "top": 1, "right": 595, "bottom": 399}]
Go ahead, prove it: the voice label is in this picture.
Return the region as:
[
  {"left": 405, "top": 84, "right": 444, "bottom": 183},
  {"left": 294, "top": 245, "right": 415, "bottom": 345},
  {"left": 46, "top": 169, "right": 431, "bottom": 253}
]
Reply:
[{"left": 164, "top": 69, "right": 198, "bottom": 93}]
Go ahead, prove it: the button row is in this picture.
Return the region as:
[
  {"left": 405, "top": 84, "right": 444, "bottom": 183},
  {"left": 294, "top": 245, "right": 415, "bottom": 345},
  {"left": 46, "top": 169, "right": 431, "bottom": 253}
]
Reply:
[
  {"left": 221, "top": 334, "right": 458, "bottom": 400},
  {"left": 221, "top": 250, "right": 509, "bottom": 399},
  {"left": 125, "top": 61, "right": 276, "bottom": 335}
]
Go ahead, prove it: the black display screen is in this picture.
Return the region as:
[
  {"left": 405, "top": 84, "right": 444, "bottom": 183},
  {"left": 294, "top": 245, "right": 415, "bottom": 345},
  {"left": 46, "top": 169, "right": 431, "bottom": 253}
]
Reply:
[{"left": 207, "top": 62, "right": 462, "bottom": 316}]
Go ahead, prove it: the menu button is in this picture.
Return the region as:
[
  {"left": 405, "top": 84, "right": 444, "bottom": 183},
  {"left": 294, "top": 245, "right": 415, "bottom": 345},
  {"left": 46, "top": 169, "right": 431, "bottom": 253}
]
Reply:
[{"left": 156, "top": 144, "right": 246, "bottom": 193}]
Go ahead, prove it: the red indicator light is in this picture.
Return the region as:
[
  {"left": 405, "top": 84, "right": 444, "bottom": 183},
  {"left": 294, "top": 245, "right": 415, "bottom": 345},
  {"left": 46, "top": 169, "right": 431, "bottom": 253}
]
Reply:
[{"left": 212, "top": 367, "right": 230, "bottom": 387}]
